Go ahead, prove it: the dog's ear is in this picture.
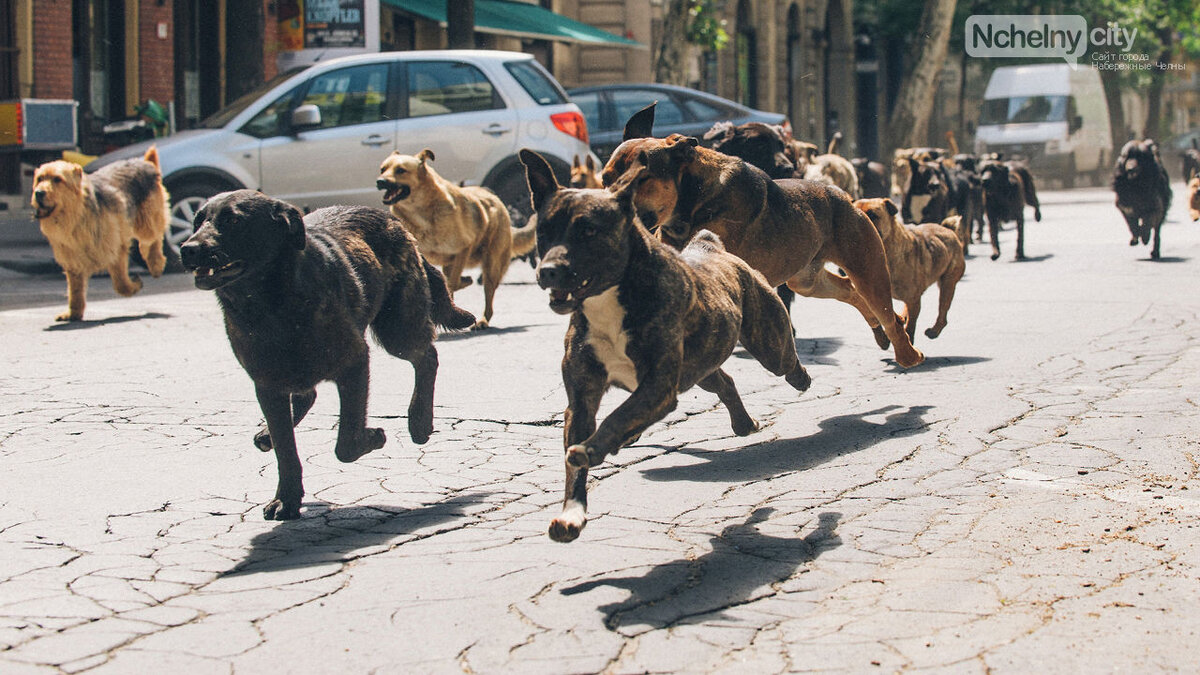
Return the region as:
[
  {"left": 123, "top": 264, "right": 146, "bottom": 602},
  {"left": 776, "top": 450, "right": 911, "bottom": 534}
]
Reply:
[
  {"left": 572, "top": 155, "right": 581, "bottom": 170},
  {"left": 702, "top": 121, "right": 734, "bottom": 143},
  {"left": 585, "top": 154, "right": 595, "bottom": 171},
  {"left": 623, "top": 102, "right": 656, "bottom": 141},
  {"left": 418, "top": 148, "right": 435, "bottom": 164},
  {"left": 668, "top": 135, "right": 700, "bottom": 161},
  {"left": 275, "top": 200, "right": 307, "bottom": 250},
  {"left": 885, "top": 199, "right": 898, "bottom": 216},
  {"left": 519, "top": 148, "right": 558, "bottom": 213},
  {"left": 609, "top": 163, "right": 646, "bottom": 212}
]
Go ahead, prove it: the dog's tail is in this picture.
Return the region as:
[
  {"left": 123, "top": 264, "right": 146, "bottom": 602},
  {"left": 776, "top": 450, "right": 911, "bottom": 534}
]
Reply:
[
  {"left": 142, "top": 146, "right": 161, "bottom": 170},
  {"left": 827, "top": 132, "right": 843, "bottom": 156},
  {"left": 510, "top": 211, "right": 538, "bottom": 259},
  {"left": 424, "top": 258, "right": 476, "bottom": 331},
  {"left": 945, "top": 131, "right": 960, "bottom": 156}
]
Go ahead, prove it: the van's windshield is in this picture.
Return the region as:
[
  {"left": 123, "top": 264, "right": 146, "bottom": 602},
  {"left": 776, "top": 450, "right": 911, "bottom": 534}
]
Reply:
[{"left": 980, "top": 95, "right": 1068, "bottom": 125}]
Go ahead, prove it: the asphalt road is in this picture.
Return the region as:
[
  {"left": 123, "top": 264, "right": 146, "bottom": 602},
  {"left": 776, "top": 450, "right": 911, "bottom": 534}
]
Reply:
[{"left": 1, "top": 184, "right": 1198, "bottom": 672}]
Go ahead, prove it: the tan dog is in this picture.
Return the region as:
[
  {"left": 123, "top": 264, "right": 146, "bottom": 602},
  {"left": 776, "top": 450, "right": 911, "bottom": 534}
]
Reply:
[
  {"left": 569, "top": 154, "right": 602, "bottom": 189},
  {"left": 784, "top": 134, "right": 860, "bottom": 198},
  {"left": 377, "top": 149, "right": 536, "bottom": 330},
  {"left": 1187, "top": 176, "right": 1200, "bottom": 222},
  {"left": 31, "top": 147, "right": 170, "bottom": 321},
  {"left": 855, "top": 198, "right": 965, "bottom": 342}
]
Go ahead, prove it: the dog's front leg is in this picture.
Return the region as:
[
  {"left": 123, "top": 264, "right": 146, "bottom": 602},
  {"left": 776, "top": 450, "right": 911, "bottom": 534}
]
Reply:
[
  {"left": 406, "top": 346, "right": 438, "bottom": 444},
  {"left": 1013, "top": 214, "right": 1026, "bottom": 261},
  {"left": 988, "top": 214, "right": 1002, "bottom": 261},
  {"left": 333, "top": 356, "right": 386, "bottom": 463},
  {"left": 256, "top": 386, "right": 304, "bottom": 520},
  {"left": 550, "top": 361, "right": 605, "bottom": 543},
  {"left": 58, "top": 271, "right": 88, "bottom": 321},
  {"left": 567, "top": 364, "right": 681, "bottom": 470}
]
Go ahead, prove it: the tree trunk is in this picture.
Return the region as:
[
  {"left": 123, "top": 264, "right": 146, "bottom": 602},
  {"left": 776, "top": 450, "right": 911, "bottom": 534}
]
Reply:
[
  {"left": 654, "top": 0, "right": 690, "bottom": 85},
  {"left": 1144, "top": 36, "right": 1173, "bottom": 141},
  {"left": 1098, "top": 66, "right": 1128, "bottom": 153},
  {"left": 447, "top": 0, "right": 475, "bottom": 50},
  {"left": 882, "top": 0, "right": 956, "bottom": 160}
]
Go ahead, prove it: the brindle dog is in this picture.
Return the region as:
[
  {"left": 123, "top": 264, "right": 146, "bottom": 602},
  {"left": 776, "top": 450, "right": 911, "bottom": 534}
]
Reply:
[
  {"left": 181, "top": 191, "right": 475, "bottom": 520},
  {"left": 603, "top": 104, "right": 924, "bottom": 369},
  {"left": 520, "top": 149, "right": 812, "bottom": 543}
]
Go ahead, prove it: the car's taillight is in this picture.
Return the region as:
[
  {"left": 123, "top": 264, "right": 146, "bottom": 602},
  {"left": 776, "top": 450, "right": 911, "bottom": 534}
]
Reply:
[{"left": 551, "top": 111, "right": 588, "bottom": 144}]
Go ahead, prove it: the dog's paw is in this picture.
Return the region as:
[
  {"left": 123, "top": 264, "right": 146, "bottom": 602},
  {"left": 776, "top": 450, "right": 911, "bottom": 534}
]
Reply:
[
  {"left": 785, "top": 364, "right": 812, "bottom": 392},
  {"left": 549, "top": 506, "right": 587, "bottom": 543},
  {"left": 253, "top": 428, "right": 273, "bottom": 451},
  {"left": 335, "top": 428, "right": 386, "bottom": 463},
  {"left": 990, "top": 251, "right": 1001, "bottom": 261},
  {"left": 732, "top": 416, "right": 760, "bottom": 436},
  {"left": 55, "top": 311, "right": 82, "bottom": 322},
  {"left": 264, "top": 499, "right": 301, "bottom": 520},
  {"left": 409, "top": 414, "right": 433, "bottom": 445},
  {"left": 871, "top": 325, "right": 891, "bottom": 351},
  {"left": 469, "top": 319, "right": 490, "bottom": 331},
  {"left": 567, "top": 444, "right": 607, "bottom": 468},
  {"left": 897, "top": 346, "right": 926, "bottom": 369},
  {"left": 924, "top": 326, "right": 943, "bottom": 340}
]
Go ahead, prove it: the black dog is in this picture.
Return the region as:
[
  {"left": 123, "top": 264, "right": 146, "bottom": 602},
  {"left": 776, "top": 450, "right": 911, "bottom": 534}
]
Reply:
[
  {"left": 903, "top": 159, "right": 950, "bottom": 224},
  {"left": 1181, "top": 138, "right": 1200, "bottom": 183},
  {"left": 852, "top": 158, "right": 890, "bottom": 199},
  {"left": 520, "top": 149, "right": 811, "bottom": 543},
  {"left": 1114, "top": 139, "right": 1172, "bottom": 259},
  {"left": 979, "top": 158, "right": 1042, "bottom": 260},
  {"left": 180, "top": 191, "right": 474, "bottom": 520},
  {"left": 703, "top": 120, "right": 795, "bottom": 179}
]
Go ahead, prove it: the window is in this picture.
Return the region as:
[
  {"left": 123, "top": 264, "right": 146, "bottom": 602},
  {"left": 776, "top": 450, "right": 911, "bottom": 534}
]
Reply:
[
  {"left": 681, "top": 97, "right": 729, "bottom": 122},
  {"left": 611, "top": 90, "right": 684, "bottom": 129},
  {"left": 505, "top": 60, "right": 566, "bottom": 105},
  {"left": 240, "top": 86, "right": 301, "bottom": 139},
  {"left": 407, "top": 61, "right": 502, "bottom": 118},
  {"left": 298, "top": 63, "right": 390, "bottom": 130},
  {"left": 980, "top": 95, "right": 1068, "bottom": 125},
  {"left": 571, "top": 91, "right": 604, "bottom": 132}
]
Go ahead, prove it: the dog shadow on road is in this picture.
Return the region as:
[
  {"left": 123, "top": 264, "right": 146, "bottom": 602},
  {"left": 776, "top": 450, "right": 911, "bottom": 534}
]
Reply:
[
  {"left": 1140, "top": 255, "right": 1188, "bottom": 263},
  {"left": 221, "top": 491, "right": 495, "bottom": 576},
  {"left": 887, "top": 354, "right": 990, "bottom": 373},
  {"left": 731, "top": 335, "right": 844, "bottom": 368},
  {"left": 639, "top": 404, "right": 933, "bottom": 485},
  {"left": 560, "top": 508, "right": 842, "bottom": 631},
  {"left": 43, "top": 312, "right": 172, "bottom": 331}
]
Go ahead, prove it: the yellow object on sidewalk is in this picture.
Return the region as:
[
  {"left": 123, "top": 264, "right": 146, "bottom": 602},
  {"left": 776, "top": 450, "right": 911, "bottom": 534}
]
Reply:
[{"left": 62, "top": 150, "right": 97, "bottom": 167}]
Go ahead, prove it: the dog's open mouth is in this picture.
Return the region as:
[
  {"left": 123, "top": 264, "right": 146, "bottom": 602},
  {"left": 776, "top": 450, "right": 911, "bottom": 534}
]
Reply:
[
  {"left": 546, "top": 280, "right": 592, "bottom": 315},
  {"left": 190, "top": 260, "right": 246, "bottom": 290},
  {"left": 34, "top": 205, "right": 55, "bottom": 219},
  {"left": 377, "top": 180, "right": 411, "bottom": 205}
]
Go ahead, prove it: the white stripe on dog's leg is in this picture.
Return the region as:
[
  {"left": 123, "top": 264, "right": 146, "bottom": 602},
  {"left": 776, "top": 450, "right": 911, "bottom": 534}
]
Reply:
[{"left": 549, "top": 459, "right": 589, "bottom": 542}]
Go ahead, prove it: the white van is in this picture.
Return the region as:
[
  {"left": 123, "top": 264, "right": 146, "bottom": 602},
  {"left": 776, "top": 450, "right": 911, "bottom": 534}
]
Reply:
[{"left": 973, "top": 64, "right": 1112, "bottom": 187}]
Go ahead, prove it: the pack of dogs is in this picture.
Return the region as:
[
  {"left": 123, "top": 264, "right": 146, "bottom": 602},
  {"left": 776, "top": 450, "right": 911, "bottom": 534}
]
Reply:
[{"left": 26, "top": 104, "right": 1192, "bottom": 541}]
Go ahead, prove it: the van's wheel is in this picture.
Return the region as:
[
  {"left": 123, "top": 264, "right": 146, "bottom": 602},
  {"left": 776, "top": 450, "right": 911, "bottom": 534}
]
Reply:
[{"left": 162, "top": 181, "right": 228, "bottom": 272}]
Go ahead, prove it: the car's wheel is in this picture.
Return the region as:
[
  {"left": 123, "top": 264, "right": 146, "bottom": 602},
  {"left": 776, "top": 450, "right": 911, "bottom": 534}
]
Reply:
[{"left": 163, "top": 181, "right": 229, "bottom": 272}]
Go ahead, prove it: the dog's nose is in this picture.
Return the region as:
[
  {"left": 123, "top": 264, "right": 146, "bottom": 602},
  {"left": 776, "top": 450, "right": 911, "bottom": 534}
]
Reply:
[
  {"left": 375, "top": 178, "right": 391, "bottom": 190},
  {"left": 33, "top": 190, "right": 45, "bottom": 205},
  {"left": 537, "top": 262, "right": 573, "bottom": 290},
  {"left": 178, "top": 239, "right": 208, "bottom": 269}
]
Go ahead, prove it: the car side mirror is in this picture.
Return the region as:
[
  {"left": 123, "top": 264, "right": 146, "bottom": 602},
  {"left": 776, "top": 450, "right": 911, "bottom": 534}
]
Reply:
[
  {"left": 291, "top": 104, "right": 322, "bottom": 131},
  {"left": 1069, "top": 114, "right": 1082, "bottom": 134}
]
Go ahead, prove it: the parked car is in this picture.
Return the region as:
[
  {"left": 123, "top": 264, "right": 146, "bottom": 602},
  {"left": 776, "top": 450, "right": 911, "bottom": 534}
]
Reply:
[
  {"left": 567, "top": 83, "right": 787, "bottom": 163},
  {"left": 86, "top": 50, "right": 594, "bottom": 268},
  {"left": 973, "top": 63, "right": 1112, "bottom": 188}
]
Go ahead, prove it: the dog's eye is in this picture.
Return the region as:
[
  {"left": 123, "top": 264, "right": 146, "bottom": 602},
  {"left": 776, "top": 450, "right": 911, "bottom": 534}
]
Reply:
[{"left": 51, "top": 176, "right": 62, "bottom": 183}]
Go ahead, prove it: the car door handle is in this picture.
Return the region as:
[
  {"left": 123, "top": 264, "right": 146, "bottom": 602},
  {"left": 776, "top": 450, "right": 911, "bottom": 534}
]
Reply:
[
  {"left": 482, "top": 124, "right": 512, "bottom": 137},
  {"left": 361, "top": 134, "right": 390, "bottom": 147}
]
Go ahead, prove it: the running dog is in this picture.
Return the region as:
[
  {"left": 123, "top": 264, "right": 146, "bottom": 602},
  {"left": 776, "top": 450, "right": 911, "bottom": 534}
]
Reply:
[
  {"left": 855, "top": 198, "right": 965, "bottom": 342},
  {"left": 1187, "top": 175, "right": 1200, "bottom": 222},
  {"left": 180, "top": 191, "right": 475, "bottom": 520},
  {"left": 569, "top": 154, "right": 603, "bottom": 189},
  {"left": 604, "top": 104, "right": 924, "bottom": 369},
  {"left": 30, "top": 147, "right": 170, "bottom": 321},
  {"left": 377, "top": 149, "right": 537, "bottom": 329},
  {"left": 979, "top": 157, "right": 1043, "bottom": 260},
  {"left": 521, "top": 149, "right": 811, "bottom": 542},
  {"left": 1113, "top": 139, "right": 1172, "bottom": 259}
]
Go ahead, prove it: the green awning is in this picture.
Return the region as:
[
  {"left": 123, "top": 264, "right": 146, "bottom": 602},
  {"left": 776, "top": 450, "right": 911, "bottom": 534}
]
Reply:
[{"left": 382, "top": 0, "right": 644, "bottom": 48}]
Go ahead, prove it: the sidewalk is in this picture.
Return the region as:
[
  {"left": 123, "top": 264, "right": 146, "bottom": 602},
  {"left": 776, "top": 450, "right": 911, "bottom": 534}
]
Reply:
[{"left": 0, "top": 206, "right": 59, "bottom": 276}]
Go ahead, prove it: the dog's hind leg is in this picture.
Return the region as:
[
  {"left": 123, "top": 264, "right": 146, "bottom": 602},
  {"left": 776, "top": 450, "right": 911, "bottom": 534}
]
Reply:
[
  {"left": 58, "top": 271, "right": 88, "bottom": 321},
  {"left": 108, "top": 242, "right": 144, "bottom": 297},
  {"left": 371, "top": 280, "right": 442, "bottom": 443},
  {"left": 405, "top": 346, "right": 438, "bottom": 444},
  {"left": 256, "top": 386, "right": 305, "bottom": 520},
  {"left": 333, "top": 356, "right": 386, "bottom": 463},
  {"left": 1014, "top": 215, "right": 1026, "bottom": 260},
  {"left": 697, "top": 369, "right": 759, "bottom": 436},
  {"left": 925, "top": 261, "right": 964, "bottom": 340},
  {"left": 739, "top": 283, "right": 812, "bottom": 391},
  {"left": 989, "top": 215, "right": 1002, "bottom": 260},
  {"left": 903, "top": 296, "right": 921, "bottom": 342},
  {"left": 254, "top": 389, "right": 317, "bottom": 451},
  {"left": 1150, "top": 217, "right": 1163, "bottom": 260},
  {"left": 136, "top": 235, "right": 167, "bottom": 278}
]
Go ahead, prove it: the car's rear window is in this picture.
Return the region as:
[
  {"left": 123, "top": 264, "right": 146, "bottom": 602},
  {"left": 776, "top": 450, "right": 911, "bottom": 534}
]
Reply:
[{"left": 505, "top": 60, "right": 567, "bottom": 105}]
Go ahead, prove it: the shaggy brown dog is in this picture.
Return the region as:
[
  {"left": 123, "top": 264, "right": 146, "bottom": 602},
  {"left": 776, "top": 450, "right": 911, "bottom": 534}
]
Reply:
[
  {"left": 604, "top": 105, "right": 924, "bottom": 369},
  {"left": 377, "top": 149, "right": 536, "bottom": 330},
  {"left": 569, "top": 154, "right": 603, "bottom": 189},
  {"left": 781, "top": 131, "right": 860, "bottom": 198},
  {"left": 855, "top": 198, "right": 965, "bottom": 342},
  {"left": 31, "top": 147, "right": 170, "bottom": 321}
]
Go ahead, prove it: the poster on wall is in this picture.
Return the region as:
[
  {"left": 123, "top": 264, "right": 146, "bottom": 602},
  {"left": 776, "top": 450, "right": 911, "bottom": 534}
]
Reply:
[
  {"left": 277, "top": 0, "right": 304, "bottom": 51},
  {"left": 304, "top": 0, "right": 366, "bottom": 49}
]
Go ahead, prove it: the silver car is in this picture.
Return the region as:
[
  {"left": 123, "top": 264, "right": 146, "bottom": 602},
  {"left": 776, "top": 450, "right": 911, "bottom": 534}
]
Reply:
[{"left": 87, "top": 50, "right": 594, "bottom": 267}]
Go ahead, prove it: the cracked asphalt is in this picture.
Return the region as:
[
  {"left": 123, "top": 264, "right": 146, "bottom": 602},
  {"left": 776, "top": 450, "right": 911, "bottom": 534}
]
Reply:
[{"left": 2, "top": 185, "right": 1198, "bottom": 673}]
